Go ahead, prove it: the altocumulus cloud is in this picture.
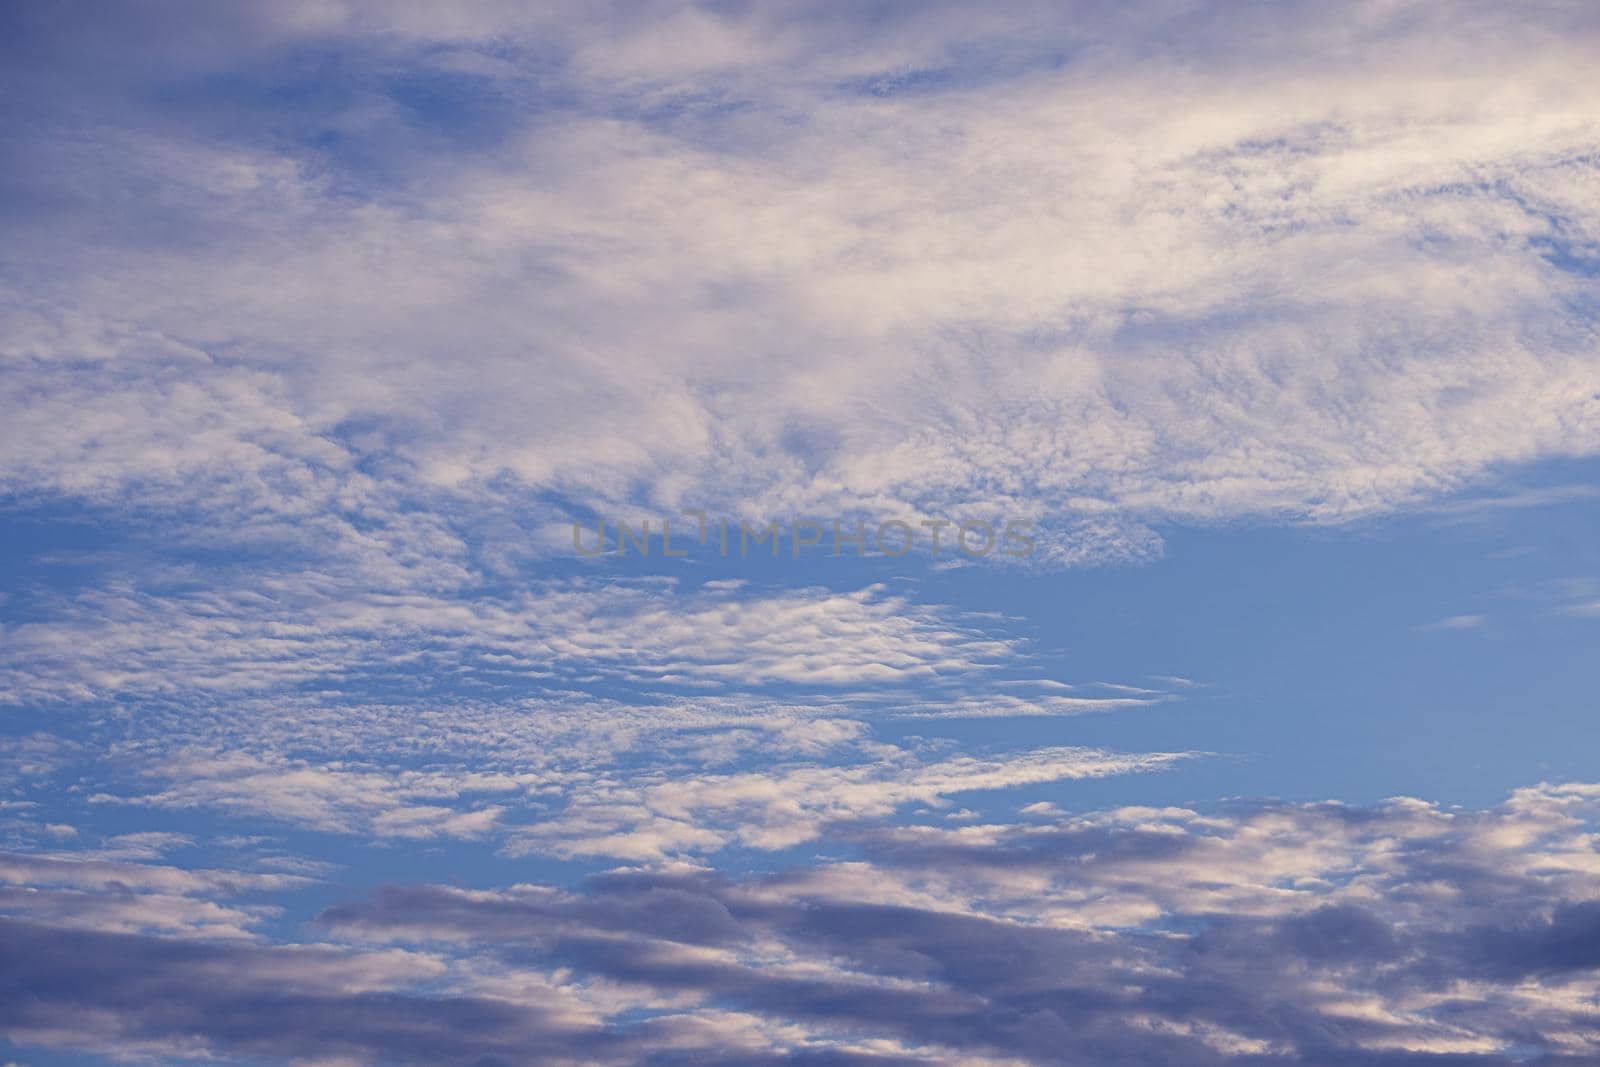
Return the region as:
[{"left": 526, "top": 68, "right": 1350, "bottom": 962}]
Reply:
[
  {"left": 4, "top": 2, "right": 1600, "bottom": 1065},
  {"left": 2, "top": 1, "right": 1600, "bottom": 564}
]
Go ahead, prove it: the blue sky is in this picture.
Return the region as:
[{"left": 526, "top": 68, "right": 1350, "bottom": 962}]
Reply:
[{"left": 3, "top": 3, "right": 1600, "bottom": 1065}]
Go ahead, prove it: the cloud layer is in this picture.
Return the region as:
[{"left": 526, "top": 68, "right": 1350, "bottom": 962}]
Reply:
[
  {"left": 4, "top": 0, "right": 1600, "bottom": 567},
  {"left": 4, "top": 4, "right": 1600, "bottom": 1065},
  {"left": 5, "top": 785, "right": 1600, "bottom": 1065}
]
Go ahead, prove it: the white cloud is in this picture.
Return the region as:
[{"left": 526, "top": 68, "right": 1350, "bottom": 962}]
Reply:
[
  {"left": 510, "top": 746, "right": 1187, "bottom": 860},
  {"left": 4, "top": 2, "right": 1599, "bottom": 568},
  {"left": 0, "top": 578, "right": 1016, "bottom": 703},
  {"left": 0, "top": 847, "right": 311, "bottom": 939}
]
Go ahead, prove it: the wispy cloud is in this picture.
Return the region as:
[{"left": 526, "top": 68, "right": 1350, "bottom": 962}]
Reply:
[
  {"left": 0, "top": 579, "right": 1018, "bottom": 704},
  {"left": 1419, "top": 613, "right": 1486, "bottom": 631}
]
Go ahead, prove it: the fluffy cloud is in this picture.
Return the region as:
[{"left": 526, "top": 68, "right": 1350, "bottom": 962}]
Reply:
[
  {"left": 318, "top": 783, "right": 1600, "bottom": 1064},
  {"left": 4, "top": 1, "right": 1600, "bottom": 567},
  {"left": 4, "top": 785, "right": 1599, "bottom": 1064}
]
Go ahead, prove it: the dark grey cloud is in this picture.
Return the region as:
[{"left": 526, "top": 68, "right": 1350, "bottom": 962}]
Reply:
[
  {"left": 310, "top": 788, "right": 1600, "bottom": 1065},
  {"left": 5, "top": 787, "right": 1600, "bottom": 1063},
  {"left": 0, "top": 912, "right": 922, "bottom": 1066},
  {"left": 0, "top": 916, "right": 601, "bottom": 1065}
]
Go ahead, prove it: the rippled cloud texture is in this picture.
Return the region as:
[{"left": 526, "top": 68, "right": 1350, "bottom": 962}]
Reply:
[{"left": 2, "top": 2, "right": 1599, "bottom": 1065}]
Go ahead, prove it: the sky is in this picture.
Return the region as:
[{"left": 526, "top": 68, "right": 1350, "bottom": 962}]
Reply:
[{"left": 1, "top": 2, "right": 1599, "bottom": 1064}]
